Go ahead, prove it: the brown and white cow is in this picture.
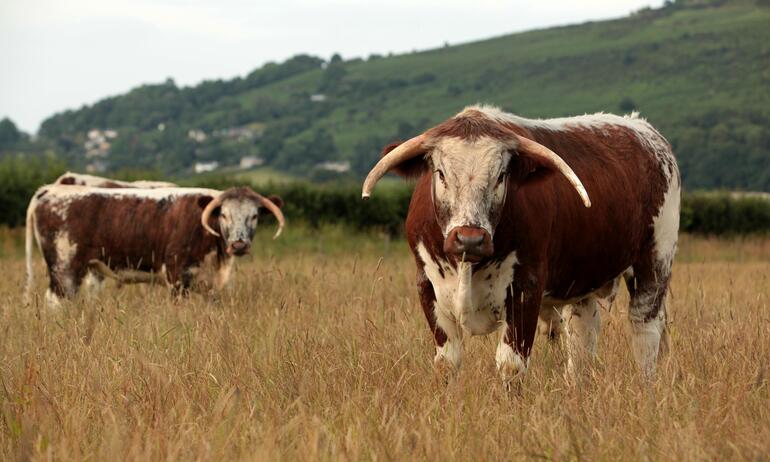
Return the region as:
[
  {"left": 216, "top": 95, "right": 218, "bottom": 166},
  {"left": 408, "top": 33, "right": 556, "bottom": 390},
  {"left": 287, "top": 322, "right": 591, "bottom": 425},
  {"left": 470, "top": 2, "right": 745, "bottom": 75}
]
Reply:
[
  {"left": 54, "top": 171, "right": 177, "bottom": 189},
  {"left": 49, "top": 172, "right": 178, "bottom": 289},
  {"left": 25, "top": 185, "right": 285, "bottom": 307},
  {"left": 362, "top": 105, "right": 680, "bottom": 384}
]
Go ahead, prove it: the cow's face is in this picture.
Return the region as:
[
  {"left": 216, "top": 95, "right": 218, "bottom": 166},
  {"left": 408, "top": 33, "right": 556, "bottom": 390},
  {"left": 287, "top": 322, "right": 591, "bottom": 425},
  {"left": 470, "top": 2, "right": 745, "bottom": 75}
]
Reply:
[
  {"left": 217, "top": 197, "right": 262, "bottom": 256},
  {"left": 200, "top": 191, "right": 284, "bottom": 256},
  {"left": 429, "top": 137, "right": 512, "bottom": 262},
  {"left": 363, "top": 108, "right": 591, "bottom": 263}
]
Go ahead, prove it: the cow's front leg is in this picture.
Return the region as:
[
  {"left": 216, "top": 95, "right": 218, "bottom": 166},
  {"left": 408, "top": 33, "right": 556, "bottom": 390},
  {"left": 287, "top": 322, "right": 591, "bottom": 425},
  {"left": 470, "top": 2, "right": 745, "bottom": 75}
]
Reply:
[
  {"left": 417, "top": 271, "right": 461, "bottom": 375},
  {"left": 214, "top": 256, "right": 235, "bottom": 291},
  {"left": 496, "top": 273, "right": 543, "bottom": 390}
]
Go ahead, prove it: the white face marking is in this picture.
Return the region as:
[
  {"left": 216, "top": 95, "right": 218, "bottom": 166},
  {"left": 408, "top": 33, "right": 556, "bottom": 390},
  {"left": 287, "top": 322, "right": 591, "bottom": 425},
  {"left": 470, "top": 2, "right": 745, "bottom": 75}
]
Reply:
[
  {"left": 417, "top": 242, "right": 517, "bottom": 337},
  {"left": 430, "top": 137, "right": 510, "bottom": 237},
  {"left": 218, "top": 199, "right": 260, "bottom": 246}
]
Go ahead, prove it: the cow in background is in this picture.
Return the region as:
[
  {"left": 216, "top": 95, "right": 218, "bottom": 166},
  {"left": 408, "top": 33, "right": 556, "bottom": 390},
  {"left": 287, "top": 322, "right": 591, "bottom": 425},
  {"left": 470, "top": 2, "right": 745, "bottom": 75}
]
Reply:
[
  {"left": 54, "top": 171, "right": 177, "bottom": 188},
  {"left": 25, "top": 185, "right": 284, "bottom": 307}
]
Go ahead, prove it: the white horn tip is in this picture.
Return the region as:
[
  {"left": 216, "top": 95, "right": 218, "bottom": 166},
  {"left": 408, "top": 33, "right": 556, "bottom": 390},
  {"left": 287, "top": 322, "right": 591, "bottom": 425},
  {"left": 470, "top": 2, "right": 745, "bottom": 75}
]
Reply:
[
  {"left": 272, "top": 228, "right": 283, "bottom": 240},
  {"left": 361, "top": 192, "right": 371, "bottom": 200},
  {"left": 579, "top": 188, "right": 591, "bottom": 208}
]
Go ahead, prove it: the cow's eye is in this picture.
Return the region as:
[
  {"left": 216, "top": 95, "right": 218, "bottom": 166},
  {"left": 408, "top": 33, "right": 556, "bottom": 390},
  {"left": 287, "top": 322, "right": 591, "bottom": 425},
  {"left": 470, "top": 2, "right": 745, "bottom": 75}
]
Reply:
[
  {"left": 497, "top": 171, "right": 506, "bottom": 185},
  {"left": 221, "top": 213, "right": 227, "bottom": 220},
  {"left": 251, "top": 214, "right": 258, "bottom": 220},
  {"left": 436, "top": 169, "right": 446, "bottom": 184}
]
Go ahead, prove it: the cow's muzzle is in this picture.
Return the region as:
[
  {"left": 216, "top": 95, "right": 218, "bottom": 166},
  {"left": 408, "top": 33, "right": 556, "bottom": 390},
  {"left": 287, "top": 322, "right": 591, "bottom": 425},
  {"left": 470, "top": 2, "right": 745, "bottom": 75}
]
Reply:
[
  {"left": 228, "top": 240, "right": 251, "bottom": 256},
  {"left": 444, "top": 226, "right": 493, "bottom": 263}
]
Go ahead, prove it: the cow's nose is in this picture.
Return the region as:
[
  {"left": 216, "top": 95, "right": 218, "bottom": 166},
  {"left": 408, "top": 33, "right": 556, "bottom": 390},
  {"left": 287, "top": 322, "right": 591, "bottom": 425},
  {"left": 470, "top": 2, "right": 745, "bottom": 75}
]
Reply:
[
  {"left": 229, "top": 240, "right": 250, "bottom": 255},
  {"left": 444, "top": 226, "right": 493, "bottom": 262},
  {"left": 456, "top": 231, "right": 484, "bottom": 247}
]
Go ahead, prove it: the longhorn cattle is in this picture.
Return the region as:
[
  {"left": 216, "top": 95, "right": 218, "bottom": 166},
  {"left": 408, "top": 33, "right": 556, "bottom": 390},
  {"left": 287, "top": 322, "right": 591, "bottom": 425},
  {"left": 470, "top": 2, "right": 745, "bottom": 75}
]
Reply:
[
  {"left": 48, "top": 173, "right": 178, "bottom": 290},
  {"left": 362, "top": 105, "right": 680, "bottom": 384},
  {"left": 25, "top": 185, "right": 285, "bottom": 307},
  {"left": 54, "top": 171, "right": 177, "bottom": 188}
]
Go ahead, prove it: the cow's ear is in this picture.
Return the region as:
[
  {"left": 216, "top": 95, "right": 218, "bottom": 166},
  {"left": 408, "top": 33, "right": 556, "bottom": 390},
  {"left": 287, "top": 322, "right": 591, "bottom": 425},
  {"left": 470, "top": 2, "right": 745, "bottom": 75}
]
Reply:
[
  {"left": 197, "top": 196, "right": 221, "bottom": 215},
  {"left": 380, "top": 140, "right": 428, "bottom": 179}
]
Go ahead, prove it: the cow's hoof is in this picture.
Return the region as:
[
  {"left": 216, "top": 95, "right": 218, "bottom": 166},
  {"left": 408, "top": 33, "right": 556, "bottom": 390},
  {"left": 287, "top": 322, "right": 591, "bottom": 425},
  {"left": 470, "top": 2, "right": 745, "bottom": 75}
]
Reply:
[{"left": 496, "top": 342, "right": 528, "bottom": 392}]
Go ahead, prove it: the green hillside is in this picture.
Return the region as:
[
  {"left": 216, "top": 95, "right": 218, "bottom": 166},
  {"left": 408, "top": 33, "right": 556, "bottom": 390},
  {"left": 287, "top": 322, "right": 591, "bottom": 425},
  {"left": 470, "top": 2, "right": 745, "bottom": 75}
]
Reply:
[{"left": 13, "top": 0, "right": 770, "bottom": 190}]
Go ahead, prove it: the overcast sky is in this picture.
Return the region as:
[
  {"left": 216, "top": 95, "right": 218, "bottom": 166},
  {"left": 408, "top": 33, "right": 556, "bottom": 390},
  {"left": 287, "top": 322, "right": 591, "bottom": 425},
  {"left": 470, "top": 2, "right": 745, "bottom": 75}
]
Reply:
[{"left": 1, "top": 0, "right": 664, "bottom": 133}]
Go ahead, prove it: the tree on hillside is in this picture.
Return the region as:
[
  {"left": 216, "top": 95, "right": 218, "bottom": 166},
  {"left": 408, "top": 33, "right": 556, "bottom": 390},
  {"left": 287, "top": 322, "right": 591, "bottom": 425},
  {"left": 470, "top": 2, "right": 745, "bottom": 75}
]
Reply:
[
  {"left": 275, "top": 128, "right": 339, "bottom": 173},
  {"left": 0, "top": 118, "right": 23, "bottom": 148}
]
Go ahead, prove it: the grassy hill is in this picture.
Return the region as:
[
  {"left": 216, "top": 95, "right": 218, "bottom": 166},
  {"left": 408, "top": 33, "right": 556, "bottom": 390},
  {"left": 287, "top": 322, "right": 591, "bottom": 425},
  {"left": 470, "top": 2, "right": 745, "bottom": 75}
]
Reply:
[{"left": 28, "top": 0, "right": 770, "bottom": 191}]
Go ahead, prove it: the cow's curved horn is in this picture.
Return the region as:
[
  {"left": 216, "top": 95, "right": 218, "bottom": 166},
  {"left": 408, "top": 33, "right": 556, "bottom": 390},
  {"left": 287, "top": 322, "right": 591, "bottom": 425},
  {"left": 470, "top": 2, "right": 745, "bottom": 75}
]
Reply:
[
  {"left": 361, "top": 134, "right": 427, "bottom": 199},
  {"left": 200, "top": 194, "right": 223, "bottom": 237},
  {"left": 259, "top": 195, "right": 285, "bottom": 239},
  {"left": 513, "top": 134, "right": 592, "bottom": 208}
]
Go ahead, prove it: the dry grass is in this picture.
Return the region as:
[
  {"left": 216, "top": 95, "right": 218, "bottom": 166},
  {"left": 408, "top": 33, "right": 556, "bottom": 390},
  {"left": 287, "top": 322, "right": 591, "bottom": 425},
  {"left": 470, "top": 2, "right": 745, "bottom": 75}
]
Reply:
[{"left": 1, "top": 227, "right": 769, "bottom": 460}]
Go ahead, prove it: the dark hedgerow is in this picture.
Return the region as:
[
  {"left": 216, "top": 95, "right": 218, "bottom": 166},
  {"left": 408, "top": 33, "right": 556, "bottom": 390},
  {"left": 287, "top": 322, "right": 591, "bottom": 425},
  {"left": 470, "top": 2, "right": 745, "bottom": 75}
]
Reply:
[{"left": 2, "top": 159, "right": 769, "bottom": 237}]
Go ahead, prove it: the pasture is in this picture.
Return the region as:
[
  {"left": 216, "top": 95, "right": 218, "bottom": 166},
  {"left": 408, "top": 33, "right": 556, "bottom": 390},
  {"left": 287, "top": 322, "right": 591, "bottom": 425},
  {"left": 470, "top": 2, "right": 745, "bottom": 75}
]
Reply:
[{"left": 1, "top": 226, "right": 768, "bottom": 460}]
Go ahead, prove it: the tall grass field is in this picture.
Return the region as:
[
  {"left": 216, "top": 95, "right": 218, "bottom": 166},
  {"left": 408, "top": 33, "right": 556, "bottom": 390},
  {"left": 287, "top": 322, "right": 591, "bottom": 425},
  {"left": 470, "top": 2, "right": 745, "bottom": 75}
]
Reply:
[{"left": 1, "top": 226, "right": 769, "bottom": 460}]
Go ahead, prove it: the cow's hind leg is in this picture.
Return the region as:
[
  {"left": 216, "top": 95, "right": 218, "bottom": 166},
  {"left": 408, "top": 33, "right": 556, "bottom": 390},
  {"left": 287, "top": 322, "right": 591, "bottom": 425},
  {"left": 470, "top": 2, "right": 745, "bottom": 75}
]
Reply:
[
  {"left": 538, "top": 305, "right": 563, "bottom": 341},
  {"left": 563, "top": 296, "right": 601, "bottom": 376},
  {"left": 626, "top": 247, "right": 674, "bottom": 378},
  {"left": 626, "top": 267, "right": 670, "bottom": 377},
  {"left": 43, "top": 232, "right": 85, "bottom": 309},
  {"left": 627, "top": 172, "right": 679, "bottom": 377}
]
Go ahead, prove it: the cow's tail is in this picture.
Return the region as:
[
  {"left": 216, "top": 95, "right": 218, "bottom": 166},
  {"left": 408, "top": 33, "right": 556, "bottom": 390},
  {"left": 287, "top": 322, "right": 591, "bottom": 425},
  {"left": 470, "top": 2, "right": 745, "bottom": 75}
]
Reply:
[{"left": 24, "top": 194, "right": 38, "bottom": 305}]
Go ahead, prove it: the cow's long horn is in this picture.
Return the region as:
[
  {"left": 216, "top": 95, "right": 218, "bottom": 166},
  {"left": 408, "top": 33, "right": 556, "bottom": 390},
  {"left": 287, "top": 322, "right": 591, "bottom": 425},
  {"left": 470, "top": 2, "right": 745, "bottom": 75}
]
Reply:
[
  {"left": 513, "top": 134, "right": 592, "bottom": 208},
  {"left": 200, "top": 194, "right": 223, "bottom": 237},
  {"left": 361, "top": 134, "right": 427, "bottom": 199},
  {"left": 259, "top": 195, "right": 285, "bottom": 239}
]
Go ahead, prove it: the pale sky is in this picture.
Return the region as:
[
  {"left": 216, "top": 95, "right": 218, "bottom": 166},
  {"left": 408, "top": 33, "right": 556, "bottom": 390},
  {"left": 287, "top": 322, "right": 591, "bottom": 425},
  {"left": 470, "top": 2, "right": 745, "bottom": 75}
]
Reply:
[{"left": 0, "top": 0, "right": 663, "bottom": 134}]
